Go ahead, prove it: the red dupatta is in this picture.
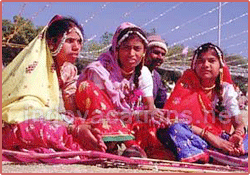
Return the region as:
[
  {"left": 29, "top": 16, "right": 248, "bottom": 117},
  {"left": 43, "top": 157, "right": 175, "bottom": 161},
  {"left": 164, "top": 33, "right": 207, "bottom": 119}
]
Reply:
[{"left": 163, "top": 66, "right": 233, "bottom": 136}]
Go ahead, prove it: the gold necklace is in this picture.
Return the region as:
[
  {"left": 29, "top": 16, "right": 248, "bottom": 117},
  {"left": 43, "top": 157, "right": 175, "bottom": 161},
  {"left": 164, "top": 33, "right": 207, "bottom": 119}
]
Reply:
[{"left": 201, "top": 84, "right": 216, "bottom": 91}]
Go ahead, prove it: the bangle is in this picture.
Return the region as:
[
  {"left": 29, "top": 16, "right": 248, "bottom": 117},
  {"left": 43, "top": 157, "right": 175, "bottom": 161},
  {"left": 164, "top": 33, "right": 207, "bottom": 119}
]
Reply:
[
  {"left": 200, "top": 127, "right": 208, "bottom": 138},
  {"left": 200, "top": 129, "right": 205, "bottom": 138},
  {"left": 234, "top": 128, "right": 246, "bottom": 137},
  {"left": 234, "top": 130, "right": 243, "bottom": 136}
]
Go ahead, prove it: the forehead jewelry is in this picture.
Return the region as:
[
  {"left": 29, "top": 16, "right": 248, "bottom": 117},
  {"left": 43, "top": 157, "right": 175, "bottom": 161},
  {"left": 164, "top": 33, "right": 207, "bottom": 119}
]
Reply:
[
  {"left": 117, "top": 30, "right": 148, "bottom": 46},
  {"left": 213, "top": 46, "right": 224, "bottom": 67},
  {"left": 68, "top": 27, "right": 84, "bottom": 42},
  {"left": 51, "top": 32, "right": 67, "bottom": 57},
  {"left": 192, "top": 45, "right": 224, "bottom": 69},
  {"left": 192, "top": 52, "right": 198, "bottom": 70},
  {"left": 51, "top": 27, "right": 83, "bottom": 57}
]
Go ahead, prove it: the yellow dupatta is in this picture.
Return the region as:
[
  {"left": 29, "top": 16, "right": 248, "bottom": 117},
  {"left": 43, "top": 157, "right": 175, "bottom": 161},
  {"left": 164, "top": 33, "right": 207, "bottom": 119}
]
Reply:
[{"left": 2, "top": 26, "right": 62, "bottom": 124}]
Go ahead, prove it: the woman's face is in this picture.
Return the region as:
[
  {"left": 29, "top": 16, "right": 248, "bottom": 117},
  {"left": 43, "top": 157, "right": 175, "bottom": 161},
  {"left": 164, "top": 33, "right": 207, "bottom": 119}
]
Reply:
[
  {"left": 195, "top": 49, "right": 220, "bottom": 82},
  {"left": 54, "top": 28, "right": 82, "bottom": 67},
  {"left": 118, "top": 35, "right": 145, "bottom": 72}
]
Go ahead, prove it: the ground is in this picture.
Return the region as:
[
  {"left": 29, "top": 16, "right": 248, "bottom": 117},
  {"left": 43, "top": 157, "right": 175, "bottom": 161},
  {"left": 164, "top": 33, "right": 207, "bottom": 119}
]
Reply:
[
  {"left": 2, "top": 161, "right": 247, "bottom": 173},
  {"left": 2, "top": 162, "right": 167, "bottom": 173}
]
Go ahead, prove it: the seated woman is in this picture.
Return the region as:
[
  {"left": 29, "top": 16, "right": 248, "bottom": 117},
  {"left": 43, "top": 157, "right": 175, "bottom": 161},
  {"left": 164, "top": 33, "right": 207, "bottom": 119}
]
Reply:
[
  {"left": 75, "top": 22, "right": 168, "bottom": 157},
  {"left": 2, "top": 15, "right": 106, "bottom": 163},
  {"left": 157, "top": 43, "right": 248, "bottom": 165}
]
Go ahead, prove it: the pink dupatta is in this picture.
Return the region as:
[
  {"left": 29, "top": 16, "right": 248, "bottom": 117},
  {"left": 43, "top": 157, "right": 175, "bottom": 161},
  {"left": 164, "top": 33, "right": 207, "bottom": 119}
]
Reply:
[{"left": 77, "top": 22, "right": 143, "bottom": 111}]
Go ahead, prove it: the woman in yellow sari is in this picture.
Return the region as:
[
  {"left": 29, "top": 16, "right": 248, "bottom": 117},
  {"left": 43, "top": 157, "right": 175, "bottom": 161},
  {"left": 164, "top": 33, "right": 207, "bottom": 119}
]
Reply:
[{"left": 2, "top": 15, "right": 106, "bottom": 163}]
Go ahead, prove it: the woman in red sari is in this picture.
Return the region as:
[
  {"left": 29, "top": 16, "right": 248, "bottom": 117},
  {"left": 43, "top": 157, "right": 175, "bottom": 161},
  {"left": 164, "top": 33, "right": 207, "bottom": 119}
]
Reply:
[{"left": 157, "top": 43, "right": 247, "bottom": 165}]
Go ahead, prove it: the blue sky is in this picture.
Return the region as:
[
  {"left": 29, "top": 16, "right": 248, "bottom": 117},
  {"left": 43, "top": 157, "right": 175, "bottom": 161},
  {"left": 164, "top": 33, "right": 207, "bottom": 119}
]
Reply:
[{"left": 2, "top": 2, "right": 248, "bottom": 58}]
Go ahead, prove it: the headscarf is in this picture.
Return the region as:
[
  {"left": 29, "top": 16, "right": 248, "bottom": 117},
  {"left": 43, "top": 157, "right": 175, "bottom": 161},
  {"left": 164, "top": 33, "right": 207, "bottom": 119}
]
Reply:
[
  {"left": 191, "top": 42, "right": 233, "bottom": 84},
  {"left": 164, "top": 43, "right": 233, "bottom": 136},
  {"left": 2, "top": 16, "right": 62, "bottom": 124},
  {"left": 78, "top": 22, "right": 148, "bottom": 111}
]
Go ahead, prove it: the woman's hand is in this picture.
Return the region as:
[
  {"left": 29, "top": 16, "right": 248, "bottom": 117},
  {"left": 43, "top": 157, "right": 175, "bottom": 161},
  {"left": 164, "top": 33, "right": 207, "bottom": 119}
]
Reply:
[
  {"left": 72, "top": 124, "right": 107, "bottom": 152},
  {"left": 229, "top": 133, "right": 244, "bottom": 156},
  {"left": 204, "top": 131, "right": 242, "bottom": 156},
  {"left": 229, "top": 133, "right": 243, "bottom": 147},
  {"left": 148, "top": 109, "right": 170, "bottom": 128}
]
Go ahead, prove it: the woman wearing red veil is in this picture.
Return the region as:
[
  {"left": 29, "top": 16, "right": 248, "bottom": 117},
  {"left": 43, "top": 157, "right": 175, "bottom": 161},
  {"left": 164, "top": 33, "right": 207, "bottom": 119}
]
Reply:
[{"left": 157, "top": 43, "right": 248, "bottom": 166}]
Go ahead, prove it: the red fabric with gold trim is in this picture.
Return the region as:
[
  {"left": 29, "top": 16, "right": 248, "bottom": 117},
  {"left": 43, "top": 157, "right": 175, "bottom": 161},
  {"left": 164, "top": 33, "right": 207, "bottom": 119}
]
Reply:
[
  {"left": 2, "top": 119, "right": 83, "bottom": 152},
  {"left": 131, "top": 123, "right": 176, "bottom": 160},
  {"left": 163, "top": 68, "right": 233, "bottom": 136},
  {"left": 76, "top": 80, "right": 134, "bottom": 142}
]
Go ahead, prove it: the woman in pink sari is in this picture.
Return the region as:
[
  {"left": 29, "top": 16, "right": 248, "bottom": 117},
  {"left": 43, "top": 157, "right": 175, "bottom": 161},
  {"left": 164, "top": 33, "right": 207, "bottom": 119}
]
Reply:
[
  {"left": 2, "top": 15, "right": 106, "bottom": 163},
  {"left": 157, "top": 43, "right": 247, "bottom": 166},
  {"left": 76, "top": 22, "right": 168, "bottom": 157}
]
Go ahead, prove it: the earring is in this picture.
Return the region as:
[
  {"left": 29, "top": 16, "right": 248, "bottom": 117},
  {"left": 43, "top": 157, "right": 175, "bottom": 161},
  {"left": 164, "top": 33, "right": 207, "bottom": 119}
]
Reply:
[
  {"left": 141, "top": 53, "right": 145, "bottom": 59},
  {"left": 141, "top": 54, "right": 145, "bottom": 66},
  {"left": 219, "top": 68, "right": 223, "bottom": 84}
]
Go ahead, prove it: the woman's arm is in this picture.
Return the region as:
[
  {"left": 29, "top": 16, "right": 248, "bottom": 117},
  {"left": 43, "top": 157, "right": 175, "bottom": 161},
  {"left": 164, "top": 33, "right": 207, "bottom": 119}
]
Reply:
[
  {"left": 231, "top": 115, "right": 246, "bottom": 135},
  {"left": 59, "top": 62, "right": 78, "bottom": 114},
  {"left": 140, "top": 67, "right": 154, "bottom": 110},
  {"left": 222, "top": 84, "right": 246, "bottom": 149},
  {"left": 117, "top": 96, "right": 165, "bottom": 124},
  {"left": 229, "top": 115, "right": 246, "bottom": 148},
  {"left": 138, "top": 96, "right": 166, "bottom": 126},
  {"left": 191, "top": 125, "right": 239, "bottom": 156}
]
